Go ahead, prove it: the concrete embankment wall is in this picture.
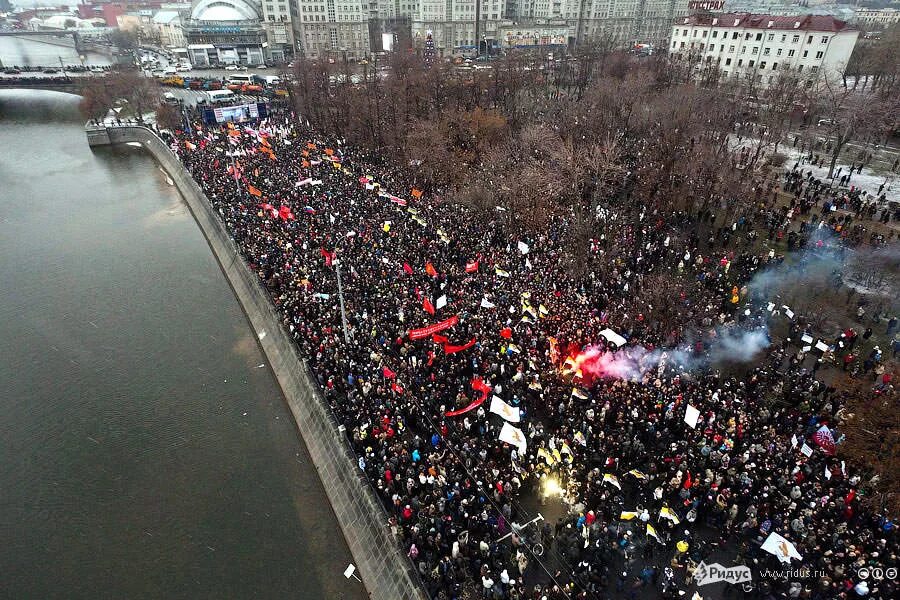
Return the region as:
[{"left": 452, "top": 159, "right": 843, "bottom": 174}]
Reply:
[{"left": 105, "top": 127, "right": 426, "bottom": 600}]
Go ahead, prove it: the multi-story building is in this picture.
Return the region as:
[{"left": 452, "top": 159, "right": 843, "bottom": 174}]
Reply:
[
  {"left": 152, "top": 10, "right": 187, "bottom": 47},
  {"left": 855, "top": 8, "right": 900, "bottom": 29},
  {"left": 184, "top": 0, "right": 268, "bottom": 65},
  {"left": 411, "top": 0, "right": 506, "bottom": 54},
  {"left": 293, "top": 0, "right": 372, "bottom": 60},
  {"left": 669, "top": 12, "right": 859, "bottom": 86},
  {"left": 259, "top": 0, "right": 294, "bottom": 61}
]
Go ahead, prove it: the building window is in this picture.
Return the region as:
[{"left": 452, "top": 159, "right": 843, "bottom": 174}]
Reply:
[
  {"left": 712, "top": 30, "right": 718, "bottom": 38},
  {"left": 752, "top": 46, "right": 758, "bottom": 54},
  {"left": 798, "top": 64, "right": 803, "bottom": 72},
  {"left": 812, "top": 65, "right": 819, "bottom": 72},
  {"left": 772, "top": 62, "right": 778, "bottom": 70},
  {"left": 672, "top": 40, "right": 677, "bottom": 48},
  {"left": 702, "top": 30, "right": 707, "bottom": 37},
  {"left": 821, "top": 36, "right": 829, "bottom": 43},
  {"left": 737, "top": 59, "right": 743, "bottom": 66},
  {"left": 781, "top": 34, "right": 786, "bottom": 42},
  {"left": 729, "top": 45, "right": 735, "bottom": 52},
  {"left": 693, "top": 30, "right": 698, "bottom": 37},
  {"left": 756, "top": 33, "right": 762, "bottom": 40},
  {"left": 760, "top": 61, "right": 766, "bottom": 69},
  {"left": 803, "top": 50, "right": 808, "bottom": 58},
  {"left": 741, "top": 46, "right": 746, "bottom": 54},
  {"left": 745, "top": 33, "right": 751, "bottom": 40},
  {"left": 749, "top": 60, "right": 755, "bottom": 67},
  {"left": 792, "top": 35, "right": 799, "bottom": 43},
  {"left": 725, "top": 57, "right": 731, "bottom": 65},
  {"left": 807, "top": 35, "right": 813, "bottom": 43},
  {"left": 763, "top": 47, "right": 770, "bottom": 56},
  {"left": 777, "top": 48, "right": 782, "bottom": 56},
  {"left": 767, "top": 33, "right": 774, "bottom": 41},
  {"left": 788, "top": 49, "right": 795, "bottom": 57}
]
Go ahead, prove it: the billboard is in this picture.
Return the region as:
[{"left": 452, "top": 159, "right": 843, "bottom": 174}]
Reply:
[
  {"left": 201, "top": 102, "right": 268, "bottom": 125},
  {"left": 382, "top": 33, "right": 394, "bottom": 52}
]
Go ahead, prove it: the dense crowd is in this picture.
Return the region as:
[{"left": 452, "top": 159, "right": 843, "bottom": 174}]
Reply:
[{"left": 170, "top": 109, "right": 897, "bottom": 600}]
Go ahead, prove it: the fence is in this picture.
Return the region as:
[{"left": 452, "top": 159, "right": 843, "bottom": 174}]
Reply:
[{"left": 103, "top": 126, "right": 427, "bottom": 600}]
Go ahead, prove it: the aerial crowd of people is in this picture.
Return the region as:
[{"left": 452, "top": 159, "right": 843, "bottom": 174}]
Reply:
[{"left": 169, "top": 107, "right": 897, "bottom": 600}]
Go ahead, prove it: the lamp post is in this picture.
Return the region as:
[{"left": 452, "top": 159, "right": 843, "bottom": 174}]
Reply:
[{"left": 333, "top": 258, "right": 350, "bottom": 344}]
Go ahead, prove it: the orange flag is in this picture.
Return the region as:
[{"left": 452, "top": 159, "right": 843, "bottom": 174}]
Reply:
[
  {"left": 425, "top": 262, "right": 438, "bottom": 277},
  {"left": 302, "top": 150, "right": 309, "bottom": 157},
  {"left": 247, "top": 185, "right": 263, "bottom": 197},
  {"left": 306, "top": 142, "right": 317, "bottom": 150},
  {"left": 324, "top": 148, "right": 335, "bottom": 156},
  {"left": 301, "top": 159, "right": 310, "bottom": 168},
  {"left": 411, "top": 188, "right": 423, "bottom": 199}
]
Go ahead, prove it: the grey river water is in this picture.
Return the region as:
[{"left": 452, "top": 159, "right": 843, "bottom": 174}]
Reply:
[
  {"left": 0, "top": 36, "right": 113, "bottom": 68},
  {"left": 0, "top": 91, "right": 365, "bottom": 600}
]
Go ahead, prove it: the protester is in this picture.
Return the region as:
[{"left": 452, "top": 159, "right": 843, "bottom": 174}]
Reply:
[{"left": 172, "top": 108, "right": 897, "bottom": 600}]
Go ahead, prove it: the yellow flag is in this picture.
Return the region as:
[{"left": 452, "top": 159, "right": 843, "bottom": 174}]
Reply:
[
  {"left": 620, "top": 511, "right": 638, "bottom": 521},
  {"left": 647, "top": 524, "right": 660, "bottom": 540}
]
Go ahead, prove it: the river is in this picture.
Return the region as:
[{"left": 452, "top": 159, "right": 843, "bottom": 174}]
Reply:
[
  {"left": 0, "top": 36, "right": 112, "bottom": 68},
  {"left": 0, "top": 90, "right": 365, "bottom": 600}
]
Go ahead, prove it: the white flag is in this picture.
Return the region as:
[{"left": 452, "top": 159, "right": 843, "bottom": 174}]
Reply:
[
  {"left": 599, "top": 328, "right": 627, "bottom": 347},
  {"left": 436, "top": 295, "right": 447, "bottom": 310},
  {"left": 761, "top": 532, "right": 803, "bottom": 564},
  {"left": 791, "top": 434, "right": 798, "bottom": 449},
  {"left": 824, "top": 465, "right": 832, "bottom": 480},
  {"left": 480, "top": 298, "right": 496, "bottom": 309},
  {"left": 800, "top": 443, "right": 813, "bottom": 457},
  {"left": 499, "top": 422, "right": 527, "bottom": 452},
  {"left": 517, "top": 241, "right": 530, "bottom": 254},
  {"left": 490, "top": 395, "right": 521, "bottom": 423},
  {"left": 684, "top": 404, "right": 701, "bottom": 429}
]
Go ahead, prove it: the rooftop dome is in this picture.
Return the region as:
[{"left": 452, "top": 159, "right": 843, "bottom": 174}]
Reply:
[{"left": 190, "top": 0, "right": 261, "bottom": 21}]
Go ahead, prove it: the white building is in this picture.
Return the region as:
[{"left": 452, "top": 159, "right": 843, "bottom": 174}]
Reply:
[
  {"left": 411, "top": 0, "right": 506, "bottom": 53},
  {"left": 260, "top": 0, "right": 294, "bottom": 61},
  {"left": 669, "top": 13, "right": 859, "bottom": 85},
  {"left": 854, "top": 8, "right": 900, "bottom": 29},
  {"left": 293, "top": 0, "right": 372, "bottom": 60},
  {"left": 153, "top": 11, "right": 187, "bottom": 48}
]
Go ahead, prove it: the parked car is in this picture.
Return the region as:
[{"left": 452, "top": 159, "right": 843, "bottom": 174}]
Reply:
[
  {"left": 42, "top": 68, "right": 59, "bottom": 74},
  {"left": 256, "top": 64, "right": 267, "bottom": 69},
  {"left": 224, "top": 64, "right": 239, "bottom": 71}
]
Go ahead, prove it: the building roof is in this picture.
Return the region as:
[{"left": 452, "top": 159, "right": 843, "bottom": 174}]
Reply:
[
  {"left": 677, "top": 13, "right": 853, "bottom": 33},
  {"left": 153, "top": 10, "right": 180, "bottom": 24}
]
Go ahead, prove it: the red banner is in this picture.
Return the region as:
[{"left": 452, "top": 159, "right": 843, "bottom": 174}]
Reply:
[
  {"left": 444, "top": 338, "right": 476, "bottom": 354},
  {"left": 444, "top": 396, "right": 485, "bottom": 417},
  {"left": 408, "top": 315, "right": 459, "bottom": 340}
]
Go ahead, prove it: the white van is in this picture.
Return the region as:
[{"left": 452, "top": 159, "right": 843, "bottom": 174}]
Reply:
[
  {"left": 227, "top": 74, "right": 253, "bottom": 86},
  {"left": 263, "top": 75, "right": 281, "bottom": 86},
  {"left": 206, "top": 90, "right": 236, "bottom": 104}
]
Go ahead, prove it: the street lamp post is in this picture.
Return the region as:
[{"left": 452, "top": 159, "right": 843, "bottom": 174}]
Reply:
[{"left": 334, "top": 258, "right": 350, "bottom": 344}]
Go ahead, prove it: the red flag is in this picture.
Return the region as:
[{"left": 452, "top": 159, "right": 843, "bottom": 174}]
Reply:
[
  {"left": 426, "top": 350, "right": 435, "bottom": 366},
  {"left": 471, "top": 377, "right": 492, "bottom": 401},
  {"left": 247, "top": 184, "right": 263, "bottom": 197},
  {"left": 444, "top": 338, "right": 476, "bottom": 354},
  {"left": 423, "top": 297, "right": 435, "bottom": 315},
  {"left": 425, "top": 262, "right": 438, "bottom": 277},
  {"left": 403, "top": 262, "right": 414, "bottom": 275},
  {"left": 258, "top": 203, "right": 277, "bottom": 218},
  {"left": 320, "top": 247, "right": 334, "bottom": 267},
  {"left": 465, "top": 261, "right": 479, "bottom": 273},
  {"left": 391, "top": 381, "right": 403, "bottom": 394},
  {"left": 444, "top": 396, "right": 485, "bottom": 417},
  {"left": 278, "top": 205, "right": 295, "bottom": 221},
  {"left": 382, "top": 366, "right": 396, "bottom": 379},
  {"left": 683, "top": 470, "right": 692, "bottom": 489},
  {"left": 845, "top": 489, "right": 856, "bottom": 505},
  {"left": 500, "top": 327, "right": 513, "bottom": 339},
  {"left": 432, "top": 334, "right": 450, "bottom": 344}
]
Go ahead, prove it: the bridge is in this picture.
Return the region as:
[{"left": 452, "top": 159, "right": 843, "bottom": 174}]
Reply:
[{"left": 0, "top": 76, "right": 88, "bottom": 95}]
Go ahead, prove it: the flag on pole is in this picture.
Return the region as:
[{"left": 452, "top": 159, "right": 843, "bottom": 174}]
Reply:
[
  {"left": 411, "top": 188, "right": 423, "bottom": 199},
  {"left": 402, "top": 262, "right": 414, "bottom": 275},
  {"left": 659, "top": 506, "right": 681, "bottom": 525},
  {"left": 602, "top": 474, "right": 621, "bottom": 489},
  {"left": 184, "top": 140, "right": 196, "bottom": 151},
  {"left": 646, "top": 524, "right": 661, "bottom": 541},
  {"left": 599, "top": 328, "right": 627, "bottom": 347},
  {"left": 571, "top": 388, "right": 589, "bottom": 400},
  {"left": 480, "top": 298, "right": 496, "bottom": 309},
  {"left": 425, "top": 262, "right": 438, "bottom": 277},
  {"left": 465, "top": 261, "right": 479, "bottom": 273},
  {"left": 517, "top": 241, "right": 530, "bottom": 254},
  {"left": 247, "top": 184, "right": 263, "bottom": 197},
  {"left": 813, "top": 424, "right": 836, "bottom": 455},
  {"left": 761, "top": 532, "right": 803, "bottom": 564},
  {"left": 490, "top": 395, "right": 521, "bottom": 423},
  {"left": 499, "top": 422, "right": 527, "bottom": 452},
  {"left": 620, "top": 511, "right": 638, "bottom": 521},
  {"left": 423, "top": 297, "right": 435, "bottom": 315},
  {"left": 500, "top": 327, "right": 513, "bottom": 339},
  {"left": 382, "top": 366, "right": 396, "bottom": 379},
  {"left": 495, "top": 267, "right": 510, "bottom": 278},
  {"left": 436, "top": 295, "right": 447, "bottom": 310},
  {"left": 627, "top": 469, "right": 648, "bottom": 480}
]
